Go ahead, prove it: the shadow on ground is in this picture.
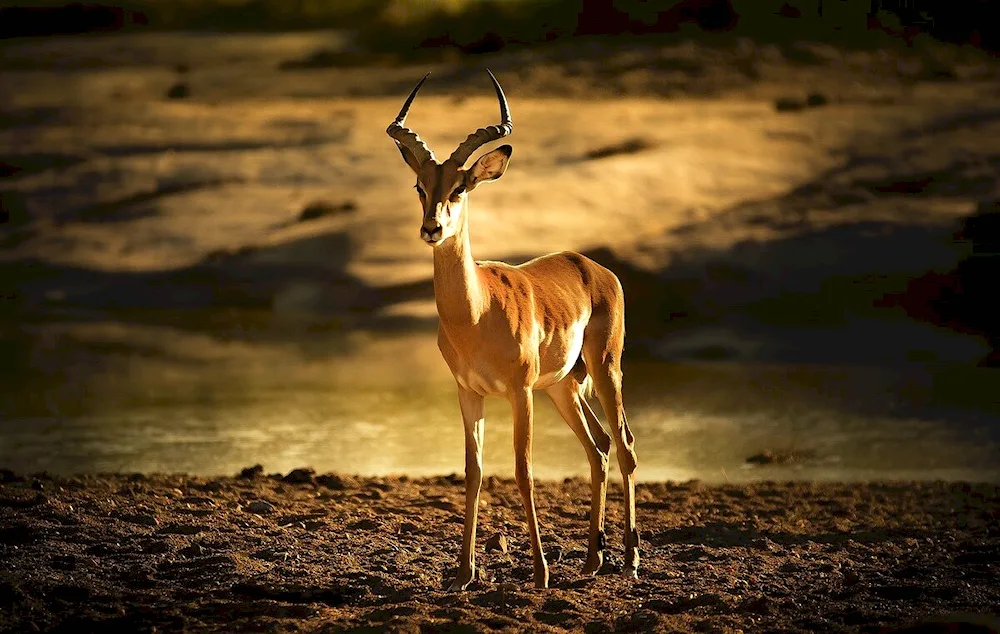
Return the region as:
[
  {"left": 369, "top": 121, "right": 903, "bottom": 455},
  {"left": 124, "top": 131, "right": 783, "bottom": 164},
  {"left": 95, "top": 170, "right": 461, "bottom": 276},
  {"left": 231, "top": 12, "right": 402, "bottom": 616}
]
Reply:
[{"left": 2, "top": 200, "right": 996, "bottom": 366}]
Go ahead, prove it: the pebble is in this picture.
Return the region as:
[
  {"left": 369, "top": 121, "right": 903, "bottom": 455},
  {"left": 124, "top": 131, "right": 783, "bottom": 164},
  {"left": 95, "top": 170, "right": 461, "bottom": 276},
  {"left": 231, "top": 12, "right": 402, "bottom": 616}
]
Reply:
[
  {"left": 485, "top": 534, "right": 509, "bottom": 554},
  {"left": 179, "top": 543, "right": 204, "bottom": 558},
  {"left": 238, "top": 465, "right": 264, "bottom": 479},
  {"left": 282, "top": 468, "right": 316, "bottom": 485},
  {"left": 246, "top": 500, "right": 274, "bottom": 515},
  {"left": 316, "top": 474, "right": 348, "bottom": 490},
  {"left": 180, "top": 496, "right": 216, "bottom": 506}
]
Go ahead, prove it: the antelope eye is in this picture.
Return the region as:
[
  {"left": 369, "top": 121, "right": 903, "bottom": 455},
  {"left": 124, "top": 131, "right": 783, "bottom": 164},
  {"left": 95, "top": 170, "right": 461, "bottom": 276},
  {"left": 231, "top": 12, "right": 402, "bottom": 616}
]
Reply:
[
  {"left": 415, "top": 184, "right": 426, "bottom": 197},
  {"left": 449, "top": 186, "right": 466, "bottom": 202}
]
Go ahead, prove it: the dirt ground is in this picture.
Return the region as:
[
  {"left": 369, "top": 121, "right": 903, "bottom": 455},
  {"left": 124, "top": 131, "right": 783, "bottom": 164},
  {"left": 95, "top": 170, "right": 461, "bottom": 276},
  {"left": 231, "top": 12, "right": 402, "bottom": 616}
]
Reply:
[{"left": 1, "top": 469, "right": 998, "bottom": 633}]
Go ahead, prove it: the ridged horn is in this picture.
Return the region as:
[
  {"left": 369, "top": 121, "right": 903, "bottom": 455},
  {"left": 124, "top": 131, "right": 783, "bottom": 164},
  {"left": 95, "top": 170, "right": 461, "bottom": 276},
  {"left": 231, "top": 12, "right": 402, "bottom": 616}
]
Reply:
[
  {"left": 386, "top": 72, "right": 436, "bottom": 166},
  {"left": 447, "top": 69, "right": 512, "bottom": 167}
]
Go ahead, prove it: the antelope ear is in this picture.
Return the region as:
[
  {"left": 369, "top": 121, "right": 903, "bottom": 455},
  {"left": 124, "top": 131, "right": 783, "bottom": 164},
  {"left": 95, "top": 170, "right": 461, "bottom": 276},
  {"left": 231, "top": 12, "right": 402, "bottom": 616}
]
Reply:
[
  {"left": 395, "top": 142, "right": 423, "bottom": 175},
  {"left": 467, "top": 145, "right": 512, "bottom": 190}
]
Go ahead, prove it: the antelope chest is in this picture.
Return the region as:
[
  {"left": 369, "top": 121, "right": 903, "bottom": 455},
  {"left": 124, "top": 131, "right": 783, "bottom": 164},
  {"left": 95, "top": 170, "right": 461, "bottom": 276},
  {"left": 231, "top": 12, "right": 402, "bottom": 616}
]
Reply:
[{"left": 437, "top": 328, "right": 518, "bottom": 397}]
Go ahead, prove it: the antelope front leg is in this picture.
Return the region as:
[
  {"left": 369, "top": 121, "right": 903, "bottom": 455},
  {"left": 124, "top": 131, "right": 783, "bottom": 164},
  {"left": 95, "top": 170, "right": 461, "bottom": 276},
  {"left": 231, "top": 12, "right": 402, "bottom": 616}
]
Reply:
[
  {"left": 448, "top": 386, "right": 485, "bottom": 591},
  {"left": 511, "top": 387, "right": 548, "bottom": 589}
]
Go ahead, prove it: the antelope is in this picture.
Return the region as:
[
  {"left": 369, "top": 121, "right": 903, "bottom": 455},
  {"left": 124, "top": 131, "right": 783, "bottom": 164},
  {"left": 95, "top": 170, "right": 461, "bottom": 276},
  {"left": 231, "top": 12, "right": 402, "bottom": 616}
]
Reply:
[{"left": 386, "top": 70, "right": 639, "bottom": 590}]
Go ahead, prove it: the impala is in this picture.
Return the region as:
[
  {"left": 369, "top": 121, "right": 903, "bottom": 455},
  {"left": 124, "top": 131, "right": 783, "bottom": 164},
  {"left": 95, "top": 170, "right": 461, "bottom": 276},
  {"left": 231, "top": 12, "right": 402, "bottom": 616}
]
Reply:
[{"left": 386, "top": 70, "right": 639, "bottom": 590}]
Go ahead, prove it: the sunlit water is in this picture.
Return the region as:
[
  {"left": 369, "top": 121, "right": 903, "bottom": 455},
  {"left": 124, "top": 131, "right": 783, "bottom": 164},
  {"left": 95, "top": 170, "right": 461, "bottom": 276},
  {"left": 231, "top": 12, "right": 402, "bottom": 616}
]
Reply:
[{"left": 1, "top": 324, "right": 998, "bottom": 483}]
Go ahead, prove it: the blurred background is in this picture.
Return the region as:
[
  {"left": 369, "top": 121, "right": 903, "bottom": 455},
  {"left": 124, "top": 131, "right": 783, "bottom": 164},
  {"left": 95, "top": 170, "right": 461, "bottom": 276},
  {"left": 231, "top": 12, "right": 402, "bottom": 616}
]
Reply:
[{"left": 1, "top": 0, "right": 999, "bottom": 482}]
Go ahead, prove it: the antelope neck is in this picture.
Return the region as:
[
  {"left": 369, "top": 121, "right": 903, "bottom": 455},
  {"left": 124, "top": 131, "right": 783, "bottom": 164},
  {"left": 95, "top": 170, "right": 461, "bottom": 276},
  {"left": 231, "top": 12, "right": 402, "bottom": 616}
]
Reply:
[{"left": 432, "top": 203, "right": 483, "bottom": 327}]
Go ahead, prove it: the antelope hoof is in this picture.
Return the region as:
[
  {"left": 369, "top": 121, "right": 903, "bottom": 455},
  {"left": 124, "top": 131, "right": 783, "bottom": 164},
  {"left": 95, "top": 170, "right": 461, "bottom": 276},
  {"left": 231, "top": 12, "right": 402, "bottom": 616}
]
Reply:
[
  {"left": 624, "top": 549, "right": 640, "bottom": 580},
  {"left": 534, "top": 561, "right": 550, "bottom": 589},
  {"left": 581, "top": 551, "right": 604, "bottom": 576},
  {"left": 447, "top": 568, "right": 475, "bottom": 592},
  {"left": 624, "top": 528, "right": 640, "bottom": 579}
]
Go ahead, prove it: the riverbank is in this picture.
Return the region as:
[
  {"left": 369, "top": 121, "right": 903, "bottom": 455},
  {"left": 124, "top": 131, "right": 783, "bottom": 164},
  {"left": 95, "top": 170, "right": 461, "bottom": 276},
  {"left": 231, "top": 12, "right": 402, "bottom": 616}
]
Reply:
[{"left": 1, "top": 469, "right": 998, "bottom": 633}]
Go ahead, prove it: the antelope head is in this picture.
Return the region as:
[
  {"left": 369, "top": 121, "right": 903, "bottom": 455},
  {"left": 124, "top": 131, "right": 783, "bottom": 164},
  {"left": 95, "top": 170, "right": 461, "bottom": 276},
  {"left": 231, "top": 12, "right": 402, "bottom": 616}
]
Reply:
[{"left": 387, "top": 70, "right": 513, "bottom": 247}]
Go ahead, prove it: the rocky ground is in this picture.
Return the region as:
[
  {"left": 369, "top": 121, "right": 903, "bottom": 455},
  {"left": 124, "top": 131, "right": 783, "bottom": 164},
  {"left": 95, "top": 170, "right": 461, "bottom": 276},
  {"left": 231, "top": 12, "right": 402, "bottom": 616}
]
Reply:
[{"left": 1, "top": 468, "right": 999, "bottom": 633}]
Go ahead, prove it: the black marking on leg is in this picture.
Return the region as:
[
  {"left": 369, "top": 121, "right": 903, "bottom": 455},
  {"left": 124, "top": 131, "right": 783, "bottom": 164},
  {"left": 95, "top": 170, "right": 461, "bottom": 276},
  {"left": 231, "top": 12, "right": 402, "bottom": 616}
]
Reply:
[
  {"left": 631, "top": 528, "right": 641, "bottom": 549},
  {"left": 597, "top": 529, "right": 607, "bottom": 551}
]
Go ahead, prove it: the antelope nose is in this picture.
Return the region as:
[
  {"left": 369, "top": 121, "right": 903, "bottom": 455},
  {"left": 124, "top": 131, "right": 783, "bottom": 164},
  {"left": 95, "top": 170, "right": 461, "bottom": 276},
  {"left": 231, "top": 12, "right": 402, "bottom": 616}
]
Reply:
[{"left": 420, "top": 221, "right": 443, "bottom": 243}]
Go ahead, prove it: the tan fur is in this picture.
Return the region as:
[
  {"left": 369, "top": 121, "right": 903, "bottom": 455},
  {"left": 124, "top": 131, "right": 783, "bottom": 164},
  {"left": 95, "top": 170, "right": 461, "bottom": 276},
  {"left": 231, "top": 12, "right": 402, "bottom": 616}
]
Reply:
[{"left": 393, "top": 100, "right": 638, "bottom": 591}]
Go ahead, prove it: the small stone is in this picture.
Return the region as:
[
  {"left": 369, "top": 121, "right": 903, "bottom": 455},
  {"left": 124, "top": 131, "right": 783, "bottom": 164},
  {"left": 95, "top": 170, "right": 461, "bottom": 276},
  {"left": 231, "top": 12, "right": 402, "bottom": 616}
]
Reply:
[
  {"left": 485, "top": 534, "right": 509, "bottom": 554},
  {"left": 547, "top": 545, "right": 564, "bottom": 563},
  {"left": 180, "top": 543, "right": 204, "bottom": 558},
  {"left": 282, "top": 468, "right": 316, "bottom": 485},
  {"left": 350, "top": 518, "right": 378, "bottom": 530},
  {"left": 119, "top": 513, "right": 159, "bottom": 527},
  {"left": 399, "top": 522, "right": 420, "bottom": 534},
  {"left": 369, "top": 489, "right": 384, "bottom": 500},
  {"left": 238, "top": 465, "right": 264, "bottom": 479},
  {"left": 316, "top": 474, "right": 348, "bottom": 490},
  {"left": 199, "top": 480, "right": 224, "bottom": 493},
  {"left": 751, "top": 537, "right": 780, "bottom": 552},
  {"left": 180, "top": 496, "right": 216, "bottom": 506},
  {"left": 246, "top": 500, "right": 274, "bottom": 515}
]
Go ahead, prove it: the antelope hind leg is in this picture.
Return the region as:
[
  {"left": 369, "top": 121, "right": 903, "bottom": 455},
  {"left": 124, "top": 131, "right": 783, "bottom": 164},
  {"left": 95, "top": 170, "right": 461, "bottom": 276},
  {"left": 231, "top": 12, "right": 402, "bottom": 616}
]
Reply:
[{"left": 547, "top": 378, "right": 609, "bottom": 575}]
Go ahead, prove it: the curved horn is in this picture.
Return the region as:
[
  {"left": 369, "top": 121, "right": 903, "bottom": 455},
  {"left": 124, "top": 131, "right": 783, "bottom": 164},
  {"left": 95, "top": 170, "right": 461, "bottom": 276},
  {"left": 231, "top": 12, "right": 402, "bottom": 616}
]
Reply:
[
  {"left": 447, "top": 69, "right": 513, "bottom": 167},
  {"left": 386, "top": 72, "right": 436, "bottom": 166}
]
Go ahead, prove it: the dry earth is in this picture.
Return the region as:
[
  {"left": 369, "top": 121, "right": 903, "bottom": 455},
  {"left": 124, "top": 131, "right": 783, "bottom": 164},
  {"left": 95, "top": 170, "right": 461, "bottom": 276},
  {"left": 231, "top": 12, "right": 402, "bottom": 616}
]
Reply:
[{"left": 2, "top": 469, "right": 999, "bottom": 633}]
